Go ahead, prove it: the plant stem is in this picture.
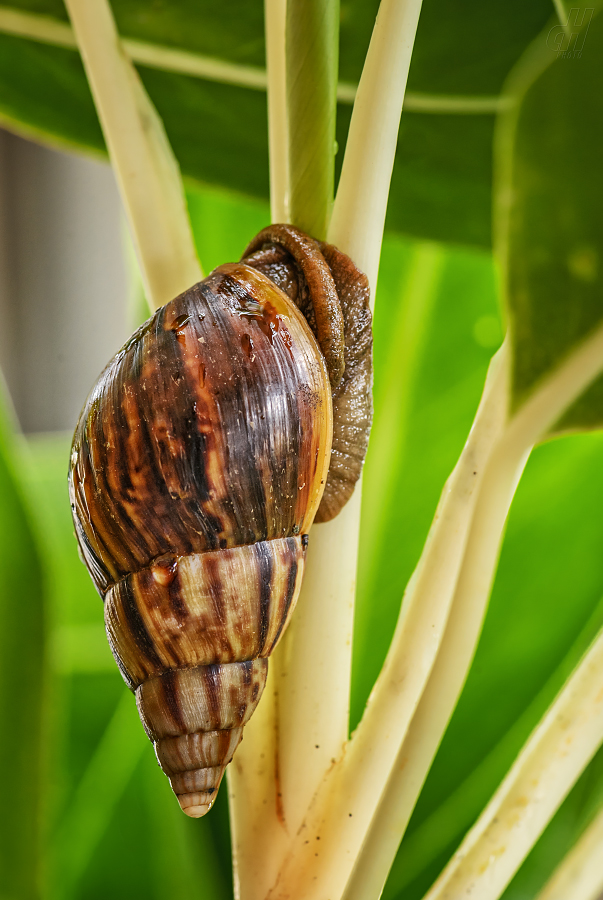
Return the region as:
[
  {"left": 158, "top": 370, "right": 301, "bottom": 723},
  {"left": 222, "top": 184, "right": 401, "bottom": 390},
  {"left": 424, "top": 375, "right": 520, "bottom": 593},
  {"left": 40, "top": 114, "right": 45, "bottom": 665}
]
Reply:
[
  {"left": 328, "top": 0, "right": 424, "bottom": 292},
  {"left": 227, "top": 1, "right": 339, "bottom": 891},
  {"left": 235, "top": 0, "right": 424, "bottom": 890},
  {"left": 265, "top": 0, "right": 288, "bottom": 223},
  {"left": 343, "top": 319, "right": 603, "bottom": 900},
  {"left": 422, "top": 623, "right": 603, "bottom": 900},
  {"left": 275, "top": 486, "right": 362, "bottom": 832},
  {"left": 268, "top": 0, "right": 425, "bottom": 858},
  {"left": 227, "top": 668, "right": 288, "bottom": 900},
  {"left": 535, "top": 805, "right": 603, "bottom": 900},
  {"left": 285, "top": 0, "right": 339, "bottom": 239},
  {"left": 389, "top": 589, "right": 603, "bottom": 893},
  {"left": 64, "top": 0, "right": 202, "bottom": 310}
]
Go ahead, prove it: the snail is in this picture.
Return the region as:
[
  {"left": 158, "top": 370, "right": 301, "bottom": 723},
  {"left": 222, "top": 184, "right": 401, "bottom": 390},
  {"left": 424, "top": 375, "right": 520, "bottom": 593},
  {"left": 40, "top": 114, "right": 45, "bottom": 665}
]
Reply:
[{"left": 69, "top": 225, "right": 372, "bottom": 817}]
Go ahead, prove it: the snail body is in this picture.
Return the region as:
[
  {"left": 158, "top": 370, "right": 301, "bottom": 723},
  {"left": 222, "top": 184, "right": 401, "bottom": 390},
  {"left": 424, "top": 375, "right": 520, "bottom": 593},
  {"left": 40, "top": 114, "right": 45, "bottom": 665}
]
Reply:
[{"left": 69, "top": 228, "right": 372, "bottom": 816}]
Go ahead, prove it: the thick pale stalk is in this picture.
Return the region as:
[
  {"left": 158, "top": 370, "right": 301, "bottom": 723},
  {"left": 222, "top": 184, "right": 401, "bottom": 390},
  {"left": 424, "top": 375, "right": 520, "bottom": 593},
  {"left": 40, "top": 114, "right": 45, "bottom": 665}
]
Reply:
[
  {"left": 536, "top": 807, "right": 603, "bottom": 900},
  {"left": 227, "top": 665, "right": 289, "bottom": 900},
  {"left": 269, "top": 0, "right": 426, "bottom": 851},
  {"left": 265, "top": 0, "right": 288, "bottom": 223},
  {"left": 285, "top": 0, "right": 339, "bottom": 239},
  {"left": 328, "top": 0, "right": 424, "bottom": 292},
  {"left": 422, "top": 625, "right": 603, "bottom": 900},
  {"left": 276, "top": 487, "right": 362, "bottom": 832},
  {"left": 64, "top": 0, "right": 201, "bottom": 310},
  {"left": 343, "top": 321, "right": 603, "bottom": 900}
]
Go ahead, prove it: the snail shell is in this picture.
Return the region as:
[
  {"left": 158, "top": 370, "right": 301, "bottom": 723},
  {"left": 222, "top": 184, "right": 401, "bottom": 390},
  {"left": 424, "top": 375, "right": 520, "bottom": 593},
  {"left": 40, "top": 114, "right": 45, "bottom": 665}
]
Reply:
[
  {"left": 69, "top": 228, "right": 373, "bottom": 817},
  {"left": 69, "top": 263, "right": 332, "bottom": 816}
]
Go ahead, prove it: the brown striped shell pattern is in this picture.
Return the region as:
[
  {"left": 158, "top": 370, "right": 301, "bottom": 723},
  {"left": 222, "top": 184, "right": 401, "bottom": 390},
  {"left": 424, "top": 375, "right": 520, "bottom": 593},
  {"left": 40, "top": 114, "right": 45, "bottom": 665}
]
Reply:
[{"left": 69, "top": 225, "right": 373, "bottom": 817}]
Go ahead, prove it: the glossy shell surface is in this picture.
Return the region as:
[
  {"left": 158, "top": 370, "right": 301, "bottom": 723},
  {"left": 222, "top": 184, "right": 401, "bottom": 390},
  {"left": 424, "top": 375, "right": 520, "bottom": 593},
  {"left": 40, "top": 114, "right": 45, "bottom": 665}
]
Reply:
[
  {"left": 69, "top": 264, "right": 332, "bottom": 815},
  {"left": 242, "top": 228, "right": 373, "bottom": 521}
]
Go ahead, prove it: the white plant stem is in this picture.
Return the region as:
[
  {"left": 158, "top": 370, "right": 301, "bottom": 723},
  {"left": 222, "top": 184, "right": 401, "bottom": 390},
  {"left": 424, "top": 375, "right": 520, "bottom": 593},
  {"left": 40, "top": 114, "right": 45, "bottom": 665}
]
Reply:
[
  {"left": 228, "top": 666, "right": 289, "bottom": 900},
  {"left": 536, "top": 805, "right": 603, "bottom": 900},
  {"left": 422, "top": 623, "right": 603, "bottom": 900},
  {"left": 230, "top": 2, "right": 424, "bottom": 894},
  {"left": 328, "top": 0, "right": 424, "bottom": 293},
  {"left": 264, "top": 0, "right": 425, "bottom": 857},
  {"left": 275, "top": 486, "right": 363, "bottom": 833},
  {"left": 227, "top": 494, "right": 364, "bottom": 900},
  {"left": 264, "top": 0, "right": 288, "bottom": 223},
  {"left": 64, "top": 0, "right": 201, "bottom": 311}
]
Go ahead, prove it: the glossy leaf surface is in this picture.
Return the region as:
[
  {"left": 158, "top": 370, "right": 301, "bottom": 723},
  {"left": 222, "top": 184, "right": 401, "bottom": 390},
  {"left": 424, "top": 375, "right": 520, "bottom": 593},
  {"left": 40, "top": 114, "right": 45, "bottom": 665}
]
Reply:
[
  {"left": 499, "top": 10, "right": 603, "bottom": 429},
  {"left": 0, "top": 0, "right": 555, "bottom": 247}
]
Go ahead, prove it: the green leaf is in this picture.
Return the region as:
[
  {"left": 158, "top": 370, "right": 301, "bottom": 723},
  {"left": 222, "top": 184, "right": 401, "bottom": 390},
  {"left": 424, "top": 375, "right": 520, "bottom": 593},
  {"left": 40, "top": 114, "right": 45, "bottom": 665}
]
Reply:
[
  {"left": 0, "top": 0, "right": 555, "bottom": 247},
  {"left": 498, "top": 9, "right": 603, "bottom": 427},
  {"left": 141, "top": 753, "right": 233, "bottom": 900},
  {"left": 48, "top": 690, "right": 146, "bottom": 899},
  {"left": 0, "top": 388, "right": 46, "bottom": 900}
]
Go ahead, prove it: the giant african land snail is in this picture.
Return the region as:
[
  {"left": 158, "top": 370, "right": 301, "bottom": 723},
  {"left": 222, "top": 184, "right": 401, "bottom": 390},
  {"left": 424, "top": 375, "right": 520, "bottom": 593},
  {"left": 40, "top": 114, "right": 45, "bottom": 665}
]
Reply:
[{"left": 69, "top": 225, "right": 372, "bottom": 817}]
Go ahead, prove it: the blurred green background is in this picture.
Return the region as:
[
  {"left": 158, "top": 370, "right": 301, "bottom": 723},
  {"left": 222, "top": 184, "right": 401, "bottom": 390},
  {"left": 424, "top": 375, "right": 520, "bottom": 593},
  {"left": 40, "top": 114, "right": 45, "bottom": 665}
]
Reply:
[
  {"left": 1, "top": 0, "right": 603, "bottom": 898},
  {"left": 3, "top": 184, "right": 603, "bottom": 898}
]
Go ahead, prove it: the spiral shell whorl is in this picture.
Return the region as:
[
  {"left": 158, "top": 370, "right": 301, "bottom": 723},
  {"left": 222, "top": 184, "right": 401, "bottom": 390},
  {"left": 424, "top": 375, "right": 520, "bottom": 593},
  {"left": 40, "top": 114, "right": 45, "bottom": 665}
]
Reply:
[
  {"left": 103, "top": 537, "right": 305, "bottom": 814},
  {"left": 69, "top": 265, "right": 332, "bottom": 595},
  {"left": 104, "top": 537, "right": 306, "bottom": 688},
  {"left": 138, "top": 661, "right": 267, "bottom": 816},
  {"left": 156, "top": 728, "right": 243, "bottom": 815}
]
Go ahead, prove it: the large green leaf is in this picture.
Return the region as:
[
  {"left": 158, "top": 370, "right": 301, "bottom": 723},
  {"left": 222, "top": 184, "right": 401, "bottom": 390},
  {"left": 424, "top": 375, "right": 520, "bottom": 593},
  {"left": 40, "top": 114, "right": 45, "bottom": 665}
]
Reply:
[
  {"left": 0, "top": 0, "right": 555, "bottom": 247},
  {"left": 0, "top": 388, "right": 46, "bottom": 900},
  {"left": 499, "top": 8, "right": 603, "bottom": 428}
]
